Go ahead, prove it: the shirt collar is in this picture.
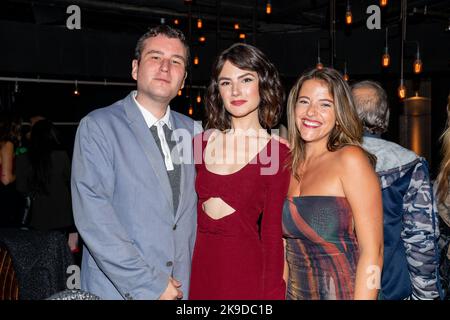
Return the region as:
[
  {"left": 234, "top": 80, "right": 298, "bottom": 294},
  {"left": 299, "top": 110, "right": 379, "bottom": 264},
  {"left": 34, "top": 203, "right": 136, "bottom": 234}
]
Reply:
[
  {"left": 363, "top": 130, "right": 382, "bottom": 139},
  {"left": 132, "top": 90, "right": 172, "bottom": 129}
]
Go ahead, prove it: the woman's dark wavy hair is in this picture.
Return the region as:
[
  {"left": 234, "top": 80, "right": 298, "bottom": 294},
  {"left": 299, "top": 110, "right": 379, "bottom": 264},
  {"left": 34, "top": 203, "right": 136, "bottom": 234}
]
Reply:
[
  {"left": 204, "top": 43, "right": 285, "bottom": 130},
  {"left": 29, "top": 119, "right": 64, "bottom": 194}
]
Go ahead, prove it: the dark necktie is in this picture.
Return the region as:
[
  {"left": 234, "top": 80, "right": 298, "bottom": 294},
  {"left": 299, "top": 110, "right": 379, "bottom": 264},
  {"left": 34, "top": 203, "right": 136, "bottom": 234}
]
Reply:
[{"left": 149, "top": 124, "right": 181, "bottom": 215}]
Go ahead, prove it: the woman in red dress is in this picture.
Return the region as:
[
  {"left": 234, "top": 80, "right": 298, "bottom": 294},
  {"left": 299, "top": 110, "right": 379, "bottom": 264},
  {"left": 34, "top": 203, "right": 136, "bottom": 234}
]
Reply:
[{"left": 189, "top": 43, "right": 289, "bottom": 300}]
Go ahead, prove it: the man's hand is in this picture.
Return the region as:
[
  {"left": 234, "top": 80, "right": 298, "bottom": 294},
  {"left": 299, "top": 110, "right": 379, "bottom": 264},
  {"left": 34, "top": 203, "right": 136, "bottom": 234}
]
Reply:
[
  {"left": 159, "top": 277, "right": 183, "bottom": 300},
  {"left": 68, "top": 232, "right": 79, "bottom": 253}
]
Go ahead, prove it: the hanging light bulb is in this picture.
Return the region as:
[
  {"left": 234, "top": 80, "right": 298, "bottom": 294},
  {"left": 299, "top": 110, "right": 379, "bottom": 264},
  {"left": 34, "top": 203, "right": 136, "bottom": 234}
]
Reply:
[
  {"left": 174, "top": 19, "right": 180, "bottom": 25},
  {"left": 382, "top": 49, "right": 390, "bottom": 68},
  {"left": 398, "top": 2, "right": 406, "bottom": 100},
  {"left": 316, "top": 58, "right": 324, "bottom": 70},
  {"left": 343, "top": 62, "right": 349, "bottom": 81},
  {"left": 316, "top": 41, "right": 323, "bottom": 69},
  {"left": 73, "top": 80, "right": 80, "bottom": 96},
  {"left": 413, "top": 44, "right": 422, "bottom": 74},
  {"left": 194, "top": 55, "right": 199, "bottom": 65},
  {"left": 380, "top": 0, "right": 388, "bottom": 7},
  {"left": 188, "top": 105, "right": 194, "bottom": 116},
  {"left": 178, "top": 89, "right": 182, "bottom": 96},
  {"left": 398, "top": 79, "right": 406, "bottom": 99},
  {"left": 14, "top": 81, "right": 19, "bottom": 93},
  {"left": 239, "top": 33, "right": 246, "bottom": 40},
  {"left": 266, "top": 1, "right": 272, "bottom": 15},
  {"left": 345, "top": 1, "right": 352, "bottom": 25},
  {"left": 413, "top": 59, "right": 422, "bottom": 74},
  {"left": 199, "top": 36, "right": 206, "bottom": 43},
  {"left": 197, "top": 18, "right": 203, "bottom": 29},
  {"left": 234, "top": 23, "right": 240, "bottom": 30},
  {"left": 382, "top": 28, "right": 390, "bottom": 67},
  {"left": 196, "top": 93, "right": 202, "bottom": 103}
]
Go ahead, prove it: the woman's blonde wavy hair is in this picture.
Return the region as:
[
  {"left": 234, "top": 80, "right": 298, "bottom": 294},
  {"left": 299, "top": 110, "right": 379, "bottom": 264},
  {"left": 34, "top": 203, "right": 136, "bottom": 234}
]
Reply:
[{"left": 436, "top": 93, "right": 450, "bottom": 204}]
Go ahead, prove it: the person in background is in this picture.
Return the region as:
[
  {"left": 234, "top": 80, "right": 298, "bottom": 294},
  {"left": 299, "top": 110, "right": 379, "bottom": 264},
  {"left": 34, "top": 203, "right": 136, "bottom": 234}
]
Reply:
[
  {"left": 0, "top": 113, "right": 23, "bottom": 227},
  {"left": 352, "top": 80, "right": 441, "bottom": 300},
  {"left": 283, "top": 68, "right": 383, "bottom": 300},
  {"left": 15, "top": 119, "right": 77, "bottom": 242}
]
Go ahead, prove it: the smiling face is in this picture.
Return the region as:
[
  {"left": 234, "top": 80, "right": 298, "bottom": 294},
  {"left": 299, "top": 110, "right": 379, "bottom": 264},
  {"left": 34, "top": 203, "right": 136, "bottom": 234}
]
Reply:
[
  {"left": 295, "top": 79, "right": 336, "bottom": 145},
  {"left": 131, "top": 34, "right": 187, "bottom": 106},
  {"left": 217, "top": 60, "right": 261, "bottom": 121}
]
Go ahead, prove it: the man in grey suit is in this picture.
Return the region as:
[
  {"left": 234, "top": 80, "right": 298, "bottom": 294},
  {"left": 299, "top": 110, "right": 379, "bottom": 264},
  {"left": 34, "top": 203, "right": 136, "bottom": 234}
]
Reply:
[{"left": 71, "top": 25, "right": 201, "bottom": 300}]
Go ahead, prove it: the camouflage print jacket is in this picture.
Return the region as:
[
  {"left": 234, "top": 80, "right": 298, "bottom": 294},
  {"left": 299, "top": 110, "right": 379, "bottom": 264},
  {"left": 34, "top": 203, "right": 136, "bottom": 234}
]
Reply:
[{"left": 363, "top": 136, "right": 442, "bottom": 300}]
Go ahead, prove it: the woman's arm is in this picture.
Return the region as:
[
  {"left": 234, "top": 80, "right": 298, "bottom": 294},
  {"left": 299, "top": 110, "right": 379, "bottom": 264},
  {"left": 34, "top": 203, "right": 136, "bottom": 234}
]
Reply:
[
  {"left": 339, "top": 146, "right": 383, "bottom": 300},
  {"left": 0, "top": 141, "right": 16, "bottom": 185},
  {"left": 261, "top": 144, "right": 291, "bottom": 299}
]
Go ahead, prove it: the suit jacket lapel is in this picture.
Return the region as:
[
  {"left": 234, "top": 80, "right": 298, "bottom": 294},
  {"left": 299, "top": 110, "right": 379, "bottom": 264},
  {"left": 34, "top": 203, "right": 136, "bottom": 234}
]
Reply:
[{"left": 123, "top": 94, "right": 174, "bottom": 213}]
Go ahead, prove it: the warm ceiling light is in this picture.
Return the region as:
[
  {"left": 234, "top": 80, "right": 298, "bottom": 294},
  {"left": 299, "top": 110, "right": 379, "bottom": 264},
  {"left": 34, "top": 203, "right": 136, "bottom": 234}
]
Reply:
[
  {"left": 234, "top": 23, "right": 240, "bottom": 30},
  {"left": 197, "top": 18, "right": 202, "bottom": 29},
  {"left": 239, "top": 33, "right": 246, "bottom": 39},
  {"left": 343, "top": 62, "right": 349, "bottom": 81},
  {"left": 345, "top": 1, "right": 352, "bottom": 25},
  {"left": 73, "top": 80, "right": 80, "bottom": 96},
  {"left": 413, "top": 59, "right": 423, "bottom": 74},
  {"left": 316, "top": 41, "right": 323, "bottom": 69},
  {"left": 188, "top": 106, "right": 193, "bottom": 116},
  {"left": 382, "top": 27, "right": 390, "bottom": 67},
  {"left": 413, "top": 44, "right": 422, "bottom": 74},
  {"left": 398, "top": 80, "right": 406, "bottom": 99},
  {"left": 199, "top": 36, "right": 206, "bottom": 43},
  {"left": 382, "top": 51, "right": 390, "bottom": 68},
  {"left": 345, "top": 11, "right": 352, "bottom": 25},
  {"left": 266, "top": 1, "right": 272, "bottom": 15},
  {"left": 174, "top": 19, "right": 180, "bottom": 25},
  {"left": 380, "top": 0, "right": 388, "bottom": 7},
  {"left": 194, "top": 55, "right": 199, "bottom": 65},
  {"left": 196, "top": 94, "right": 201, "bottom": 103},
  {"left": 316, "top": 61, "right": 324, "bottom": 70}
]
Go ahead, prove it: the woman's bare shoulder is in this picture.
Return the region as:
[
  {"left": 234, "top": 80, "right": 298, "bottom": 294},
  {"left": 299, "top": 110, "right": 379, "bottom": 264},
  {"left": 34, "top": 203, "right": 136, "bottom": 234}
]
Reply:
[{"left": 335, "top": 145, "right": 372, "bottom": 171}]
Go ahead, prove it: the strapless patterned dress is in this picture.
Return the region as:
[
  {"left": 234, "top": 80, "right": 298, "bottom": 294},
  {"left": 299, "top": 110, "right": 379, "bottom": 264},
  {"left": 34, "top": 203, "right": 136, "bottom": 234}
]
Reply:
[{"left": 282, "top": 196, "right": 359, "bottom": 300}]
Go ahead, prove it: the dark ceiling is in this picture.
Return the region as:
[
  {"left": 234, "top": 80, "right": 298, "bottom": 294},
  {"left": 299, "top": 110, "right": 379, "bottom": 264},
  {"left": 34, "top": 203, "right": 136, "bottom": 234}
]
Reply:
[
  {"left": 2, "top": 0, "right": 449, "bottom": 35},
  {"left": 1, "top": 0, "right": 449, "bottom": 82}
]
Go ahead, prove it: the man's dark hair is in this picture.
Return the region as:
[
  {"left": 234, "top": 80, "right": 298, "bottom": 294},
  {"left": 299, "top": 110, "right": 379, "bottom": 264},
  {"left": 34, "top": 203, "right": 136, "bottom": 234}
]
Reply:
[{"left": 134, "top": 25, "right": 190, "bottom": 69}]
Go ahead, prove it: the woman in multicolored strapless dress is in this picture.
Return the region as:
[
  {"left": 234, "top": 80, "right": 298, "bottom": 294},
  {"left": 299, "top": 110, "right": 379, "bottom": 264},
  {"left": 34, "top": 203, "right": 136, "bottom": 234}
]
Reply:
[{"left": 283, "top": 67, "right": 384, "bottom": 300}]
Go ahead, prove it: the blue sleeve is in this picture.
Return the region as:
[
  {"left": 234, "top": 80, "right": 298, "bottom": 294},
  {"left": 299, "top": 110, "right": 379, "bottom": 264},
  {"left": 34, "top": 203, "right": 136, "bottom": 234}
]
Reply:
[{"left": 401, "top": 160, "right": 443, "bottom": 300}]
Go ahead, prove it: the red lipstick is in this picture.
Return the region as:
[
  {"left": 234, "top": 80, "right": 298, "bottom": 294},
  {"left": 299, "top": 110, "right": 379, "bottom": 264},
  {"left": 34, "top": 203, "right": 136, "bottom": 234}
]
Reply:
[{"left": 230, "top": 100, "right": 247, "bottom": 106}]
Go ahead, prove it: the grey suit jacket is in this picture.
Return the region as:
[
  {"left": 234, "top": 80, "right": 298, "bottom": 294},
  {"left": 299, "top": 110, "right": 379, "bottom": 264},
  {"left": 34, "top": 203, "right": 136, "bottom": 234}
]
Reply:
[{"left": 71, "top": 92, "right": 201, "bottom": 299}]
